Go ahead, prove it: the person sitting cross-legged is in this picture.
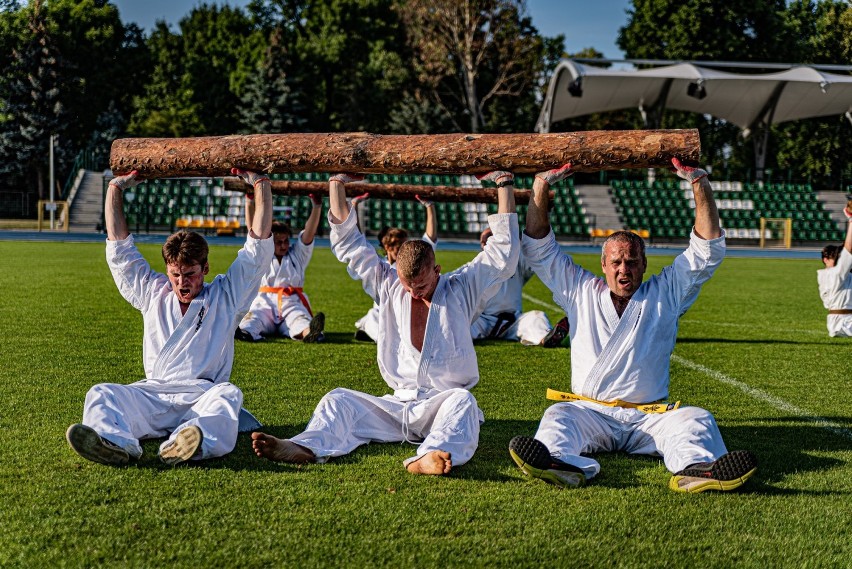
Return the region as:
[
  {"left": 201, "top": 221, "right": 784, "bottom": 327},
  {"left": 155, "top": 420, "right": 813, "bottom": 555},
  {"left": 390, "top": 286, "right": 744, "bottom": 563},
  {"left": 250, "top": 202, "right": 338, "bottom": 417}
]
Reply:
[
  {"left": 236, "top": 193, "right": 325, "bottom": 344},
  {"left": 508, "top": 159, "right": 757, "bottom": 493},
  {"left": 66, "top": 167, "right": 274, "bottom": 467},
  {"left": 251, "top": 169, "right": 519, "bottom": 475}
]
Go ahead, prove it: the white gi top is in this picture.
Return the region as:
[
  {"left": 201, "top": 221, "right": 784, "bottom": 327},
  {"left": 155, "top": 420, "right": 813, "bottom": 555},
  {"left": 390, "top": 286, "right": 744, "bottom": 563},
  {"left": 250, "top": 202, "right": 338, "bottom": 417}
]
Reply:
[
  {"left": 477, "top": 250, "right": 534, "bottom": 318},
  {"left": 817, "top": 247, "right": 852, "bottom": 337},
  {"left": 331, "top": 210, "right": 519, "bottom": 394},
  {"left": 106, "top": 234, "right": 274, "bottom": 383},
  {"left": 248, "top": 230, "right": 314, "bottom": 320},
  {"left": 522, "top": 229, "right": 725, "bottom": 403}
]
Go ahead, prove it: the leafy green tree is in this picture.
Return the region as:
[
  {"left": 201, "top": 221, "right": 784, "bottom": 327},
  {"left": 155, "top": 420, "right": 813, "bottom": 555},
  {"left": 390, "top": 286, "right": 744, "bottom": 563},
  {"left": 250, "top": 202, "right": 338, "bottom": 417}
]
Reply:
[
  {"left": 130, "top": 4, "right": 261, "bottom": 136},
  {"left": 292, "top": 0, "right": 410, "bottom": 132},
  {"left": 0, "top": 0, "right": 64, "bottom": 199},
  {"left": 239, "top": 26, "right": 308, "bottom": 133}
]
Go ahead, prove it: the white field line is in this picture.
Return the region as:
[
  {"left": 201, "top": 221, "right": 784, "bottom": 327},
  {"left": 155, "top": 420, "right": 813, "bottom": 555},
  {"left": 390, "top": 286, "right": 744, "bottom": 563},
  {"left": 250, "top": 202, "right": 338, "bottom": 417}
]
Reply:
[
  {"left": 671, "top": 355, "right": 852, "bottom": 442},
  {"left": 522, "top": 292, "right": 852, "bottom": 441}
]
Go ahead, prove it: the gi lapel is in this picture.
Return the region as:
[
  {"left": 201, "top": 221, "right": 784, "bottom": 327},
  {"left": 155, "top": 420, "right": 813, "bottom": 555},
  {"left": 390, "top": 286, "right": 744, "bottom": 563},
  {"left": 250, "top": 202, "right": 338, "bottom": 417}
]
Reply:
[
  {"left": 151, "top": 291, "right": 207, "bottom": 379},
  {"left": 582, "top": 287, "right": 645, "bottom": 397},
  {"left": 414, "top": 278, "right": 447, "bottom": 391}
]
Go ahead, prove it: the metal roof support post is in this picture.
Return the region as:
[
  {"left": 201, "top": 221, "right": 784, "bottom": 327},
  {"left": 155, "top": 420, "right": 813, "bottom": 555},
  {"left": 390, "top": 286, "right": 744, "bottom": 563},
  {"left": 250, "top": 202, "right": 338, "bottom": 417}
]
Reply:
[{"left": 749, "top": 82, "right": 787, "bottom": 183}]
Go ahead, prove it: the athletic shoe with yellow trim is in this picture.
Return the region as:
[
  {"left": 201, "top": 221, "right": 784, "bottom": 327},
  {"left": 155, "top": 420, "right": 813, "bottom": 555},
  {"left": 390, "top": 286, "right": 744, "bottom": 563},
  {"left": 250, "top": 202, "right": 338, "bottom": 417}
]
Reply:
[
  {"left": 509, "top": 436, "right": 585, "bottom": 488},
  {"left": 159, "top": 426, "right": 203, "bottom": 466},
  {"left": 66, "top": 423, "right": 130, "bottom": 466},
  {"left": 669, "top": 450, "right": 757, "bottom": 493},
  {"left": 542, "top": 316, "right": 569, "bottom": 348}
]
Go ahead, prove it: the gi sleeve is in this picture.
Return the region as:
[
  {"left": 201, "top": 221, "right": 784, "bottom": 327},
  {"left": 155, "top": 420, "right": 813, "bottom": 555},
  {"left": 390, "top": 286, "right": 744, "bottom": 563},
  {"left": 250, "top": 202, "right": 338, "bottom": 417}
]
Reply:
[
  {"left": 521, "top": 228, "right": 587, "bottom": 315},
  {"left": 292, "top": 230, "right": 315, "bottom": 267},
  {"left": 106, "top": 235, "right": 167, "bottom": 312},
  {"left": 219, "top": 234, "right": 275, "bottom": 313},
  {"left": 660, "top": 228, "right": 726, "bottom": 315},
  {"left": 329, "top": 209, "right": 395, "bottom": 303},
  {"left": 454, "top": 213, "right": 519, "bottom": 317}
]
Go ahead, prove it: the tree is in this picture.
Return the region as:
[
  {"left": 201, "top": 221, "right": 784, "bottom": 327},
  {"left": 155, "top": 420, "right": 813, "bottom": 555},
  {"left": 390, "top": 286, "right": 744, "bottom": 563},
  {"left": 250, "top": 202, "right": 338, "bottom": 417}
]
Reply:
[
  {"left": 129, "top": 4, "right": 260, "bottom": 137},
  {"left": 0, "top": 0, "right": 64, "bottom": 199},
  {"left": 239, "top": 26, "right": 308, "bottom": 133},
  {"left": 400, "top": 0, "right": 545, "bottom": 133}
]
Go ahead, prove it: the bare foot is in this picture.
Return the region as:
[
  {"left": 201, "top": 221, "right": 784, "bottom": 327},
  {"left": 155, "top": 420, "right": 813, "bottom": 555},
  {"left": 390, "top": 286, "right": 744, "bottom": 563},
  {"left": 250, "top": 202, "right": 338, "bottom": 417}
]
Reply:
[
  {"left": 251, "top": 432, "right": 316, "bottom": 463},
  {"left": 406, "top": 450, "right": 452, "bottom": 475}
]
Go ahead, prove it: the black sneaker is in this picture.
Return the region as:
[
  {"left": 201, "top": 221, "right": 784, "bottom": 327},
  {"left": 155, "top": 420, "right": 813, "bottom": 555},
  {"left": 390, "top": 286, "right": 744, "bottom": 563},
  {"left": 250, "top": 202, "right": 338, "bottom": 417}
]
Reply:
[
  {"left": 235, "top": 328, "right": 260, "bottom": 342},
  {"left": 542, "top": 316, "right": 569, "bottom": 348},
  {"left": 354, "top": 329, "right": 374, "bottom": 342},
  {"left": 669, "top": 450, "right": 757, "bottom": 493},
  {"left": 509, "top": 436, "right": 585, "bottom": 488},
  {"left": 66, "top": 423, "right": 130, "bottom": 466},
  {"left": 303, "top": 312, "right": 325, "bottom": 343}
]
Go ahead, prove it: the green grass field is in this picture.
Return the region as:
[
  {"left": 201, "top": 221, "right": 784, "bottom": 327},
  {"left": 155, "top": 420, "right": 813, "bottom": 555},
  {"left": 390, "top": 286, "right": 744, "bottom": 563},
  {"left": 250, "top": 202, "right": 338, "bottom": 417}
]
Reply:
[{"left": 0, "top": 239, "right": 850, "bottom": 568}]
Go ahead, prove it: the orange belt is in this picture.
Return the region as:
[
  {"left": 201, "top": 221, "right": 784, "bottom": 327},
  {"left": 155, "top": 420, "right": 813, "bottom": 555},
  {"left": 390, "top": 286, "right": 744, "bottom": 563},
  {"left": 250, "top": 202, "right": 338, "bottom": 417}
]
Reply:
[
  {"left": 828, "top": 309, "right": 852, "bottom": 315},
  {"left": 258, "top": 286, "right": 312, "bottom": 319}
]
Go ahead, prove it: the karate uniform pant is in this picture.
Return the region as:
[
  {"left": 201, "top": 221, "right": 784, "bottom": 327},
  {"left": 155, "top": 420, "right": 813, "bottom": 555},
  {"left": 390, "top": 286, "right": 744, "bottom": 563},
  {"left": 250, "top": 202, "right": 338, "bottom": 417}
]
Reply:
[
  {"left": 291, "top": 387, "right": 484, "bottom": 467},
  {"left": 471, "top": 310, "right": 551, "bottom": 346},
  {"left": 354, "top": 305, "right": 380, "bottom": 341},
  {"left": 534, "top": 401, "right": 729, "bottom": 479},
  {"left": 239, "top": 300, "right": 312, "bottom": 341},
  {"left": 82, "top": 380, "right": 243, "bottom": 460}
]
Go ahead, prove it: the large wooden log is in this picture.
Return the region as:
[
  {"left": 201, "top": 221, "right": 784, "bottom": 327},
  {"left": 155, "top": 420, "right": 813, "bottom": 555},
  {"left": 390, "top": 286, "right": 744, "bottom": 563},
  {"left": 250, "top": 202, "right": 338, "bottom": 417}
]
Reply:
[
  {"left": 111, "top": 130, "right": 699, "bottom": 179},
  {"left": 222, "top": 177, "right": 552, "bottom": 205}
]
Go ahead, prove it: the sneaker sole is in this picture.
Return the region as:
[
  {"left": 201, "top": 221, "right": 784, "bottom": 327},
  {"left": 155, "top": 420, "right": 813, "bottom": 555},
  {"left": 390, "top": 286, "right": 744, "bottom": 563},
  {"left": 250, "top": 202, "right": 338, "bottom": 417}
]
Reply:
[
  {"left": 159, "top": 426, "right": 203, "bottom": 466},
  {"left": 669, "top": 450, "right": 758, "bottom": 493},
  {"left": 509, "top": 437, "right": 585, "bottom": 489},
  {"left": 66, "top": 424, "right": 130, "bottom": 466},
  {"left": 303, "top": 313, "right": 325, "bottom": 343}
]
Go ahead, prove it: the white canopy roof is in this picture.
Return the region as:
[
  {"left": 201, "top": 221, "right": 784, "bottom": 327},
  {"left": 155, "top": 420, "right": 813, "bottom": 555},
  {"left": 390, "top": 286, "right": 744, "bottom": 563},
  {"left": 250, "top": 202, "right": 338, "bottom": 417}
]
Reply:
[{"left": 536, "top": 60, "right": 852, "bottom": 132}]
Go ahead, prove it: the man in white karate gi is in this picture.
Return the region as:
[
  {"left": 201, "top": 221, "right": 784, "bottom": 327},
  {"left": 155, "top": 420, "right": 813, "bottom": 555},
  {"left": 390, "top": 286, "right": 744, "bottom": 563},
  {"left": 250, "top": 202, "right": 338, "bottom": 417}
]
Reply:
[
  {"left": 251, "top": 170, "right": 519, "bottom": 475},
  {"left": 817, "top": 201, "right": 852, "bottom": 337},
  {"left": 509, "top": 159, "right": 758, "bottom": 493},
  {"left": 66, "top": 167, "right": 274, "bottom": 466},
  {"left": 236, "top": 193, "right": 326, "bottom": 343},
  {"left": 353, "top": 193, "right": 439, "bottom": 342},
  {"left": 471, "top": 226, "right": 569, "bottom": 348}
]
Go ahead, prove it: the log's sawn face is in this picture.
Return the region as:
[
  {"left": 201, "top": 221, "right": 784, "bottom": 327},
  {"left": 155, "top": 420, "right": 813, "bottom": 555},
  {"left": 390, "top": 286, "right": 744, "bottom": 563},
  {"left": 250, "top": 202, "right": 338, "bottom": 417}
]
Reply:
[{"left": 110, "top": 130, "right": 700, "bottom": 179}]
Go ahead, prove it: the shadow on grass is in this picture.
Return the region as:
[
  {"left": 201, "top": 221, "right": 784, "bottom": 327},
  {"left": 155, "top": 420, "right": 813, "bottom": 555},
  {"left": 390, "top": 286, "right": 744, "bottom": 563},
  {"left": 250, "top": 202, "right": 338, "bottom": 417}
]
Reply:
[
  {"left": 676, "top": 337, "right": 830, "bottom": 346},
  {"left": 132, "top": 418, "right": 849, "bottom": 494},
  {"left": 255, "top": 331, "right": 371, "bottom": 345}
]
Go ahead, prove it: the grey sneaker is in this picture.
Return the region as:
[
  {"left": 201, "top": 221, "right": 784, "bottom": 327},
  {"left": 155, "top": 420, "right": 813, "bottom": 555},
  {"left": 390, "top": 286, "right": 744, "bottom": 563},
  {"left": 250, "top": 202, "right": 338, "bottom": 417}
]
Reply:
[
  {"left": 66, "top": 423, "right": 130, "bottom": 466},
  {"left": 303, "top": 312, "right": 325, "bottom": 343},
  {"left": 509, "top": 436, "right": 585, "bottom": 488},
  {"left": 159, "top": 426, "right": 203, "bottom": 466}
]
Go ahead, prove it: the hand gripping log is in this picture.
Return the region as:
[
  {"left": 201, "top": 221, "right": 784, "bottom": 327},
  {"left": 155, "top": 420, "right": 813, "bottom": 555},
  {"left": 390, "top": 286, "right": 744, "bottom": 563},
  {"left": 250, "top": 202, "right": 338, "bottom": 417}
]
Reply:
[{"left": 110, "top": 130, "right": 700, "bottom": 179}]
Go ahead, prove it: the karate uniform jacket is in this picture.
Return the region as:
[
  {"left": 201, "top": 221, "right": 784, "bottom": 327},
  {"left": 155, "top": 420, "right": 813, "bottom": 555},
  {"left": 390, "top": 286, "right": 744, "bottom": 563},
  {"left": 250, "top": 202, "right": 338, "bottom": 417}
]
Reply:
[
  {"left": 331, "top": 210, "right": 519, "bottom": 396},
  {"left": 106, "top": 234, "right": 274, "bottom": 385},
  {"left": 522, "top": 229, "right": 725, "bottom": 404},
  {"left": 817, "top": 247, "right": 852, "bottom": 337}
]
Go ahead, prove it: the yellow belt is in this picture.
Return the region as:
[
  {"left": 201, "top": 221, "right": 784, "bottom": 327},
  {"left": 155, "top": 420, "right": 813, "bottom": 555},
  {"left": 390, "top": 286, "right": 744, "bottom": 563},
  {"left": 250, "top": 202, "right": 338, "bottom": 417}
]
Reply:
[
  {"left": 258, "top": 286, "right": 312, "bottom": 319},
  {"left": 546, "top": 388, "right": 680, "bottom": 414}
]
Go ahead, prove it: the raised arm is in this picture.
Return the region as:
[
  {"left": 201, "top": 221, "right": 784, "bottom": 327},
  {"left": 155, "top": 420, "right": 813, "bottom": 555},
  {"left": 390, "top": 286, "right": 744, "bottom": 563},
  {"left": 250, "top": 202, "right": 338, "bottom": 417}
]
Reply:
[
  {"left": 416, "top": 194, "right": 438, "bottom": 243},
  {"left": 844, "top": 200, "right": 852, "bottom": 254},
  {"left": 104, "top": 171, "right": 141, "bottom": 241},
  {"left": 672, "top": 158, "right": 720, "bottom": 241},
  {"left": 328, "top": 174, "right": 364, "bottom": 224},
  {"left": 231, "top": 168, "right": 272, "bottom": 239},
  {"left": 301, "top": 194, "right": 323, "bottom": 244},
  {"left": 523, "top": 164, "right": 573, "bottom": 239}
]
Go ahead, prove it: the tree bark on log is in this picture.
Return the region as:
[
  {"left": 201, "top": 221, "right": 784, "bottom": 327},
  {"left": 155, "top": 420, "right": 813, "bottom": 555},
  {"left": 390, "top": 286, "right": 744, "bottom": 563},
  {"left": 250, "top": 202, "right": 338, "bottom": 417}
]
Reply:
[
  {"left": 222, "top": 177, "right": 551, "bottom": 205},
  {"left": 111, "top": 130, "right": 699, "bottom": 179}
]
